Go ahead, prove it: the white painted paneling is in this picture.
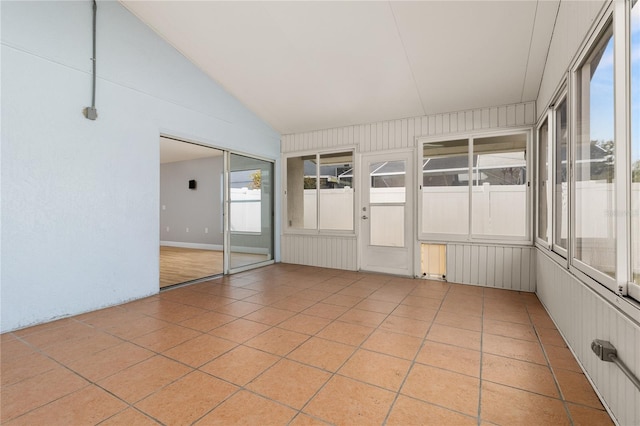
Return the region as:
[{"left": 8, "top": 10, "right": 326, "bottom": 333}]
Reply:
[
  {"left": 282, "top": 101, "right": 536, "bottom": 153},
  {"left": 536, "top": 0, "right": 606, "bottom": 115},
  {"left": 446, "top": 244, "right": 536, "bottom": 292},
  {"left": 281, "top": 235, "right": 357, "bottom": 271},
  {"left": 537, "top": 250, "right": 640, "bottom": 426}
]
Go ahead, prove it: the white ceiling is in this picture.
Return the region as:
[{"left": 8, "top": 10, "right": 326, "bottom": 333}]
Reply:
[{"left": 123, "top": 1, "right": 558, "bottom": 135}]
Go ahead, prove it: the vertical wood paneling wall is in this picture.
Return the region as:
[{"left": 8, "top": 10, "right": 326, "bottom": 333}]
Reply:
[
  {"left": 537, "top": 251, "right": 640, "bottom": 426},
  {"left": 281, "top": 101, "right": 536, "bottom": 275},
  {"left": 282, "top": 102, "right": 535, "bottom": 153},
  {"left": 281, "top": 234, "right": 357, "bottom": 270},
  {"left": 446, "top": 244, "right": 536, "bottom": 292}
]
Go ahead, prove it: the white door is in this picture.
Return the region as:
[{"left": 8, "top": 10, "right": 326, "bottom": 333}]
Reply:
[{"left": 360, "top": 151, "right": 414, "bottom": 276}]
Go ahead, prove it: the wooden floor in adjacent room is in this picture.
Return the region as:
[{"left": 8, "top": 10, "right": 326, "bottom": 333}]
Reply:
[
  {"left": 159, "top": 246, "right": 269, "bottom": 288},
  {"left": 159, "top": 246, "right": 223, "bottom": 288}
]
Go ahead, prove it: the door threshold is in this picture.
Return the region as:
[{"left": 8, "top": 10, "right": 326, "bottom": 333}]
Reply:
[{"left": 160, "top": 273, "right": 224, "bottom": 291}]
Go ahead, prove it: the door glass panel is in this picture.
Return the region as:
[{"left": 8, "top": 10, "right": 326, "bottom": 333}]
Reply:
[
  {"left": 370, "top": 161, "right": 406, "bottom": 203},
  {"left": 554, "top": 98, "right": 569, "bottom": 251},
  {"left": 538, "top": 119, "right": 551, "bottom": 242},
  {"left": 370, "top": 205, "right": 405, "bottom": 247},
  {"left": 229, "top": 153, "right": 273, "bottom": 270}
]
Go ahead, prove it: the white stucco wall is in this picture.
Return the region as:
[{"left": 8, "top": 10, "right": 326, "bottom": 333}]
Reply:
[{"left": 0, "top": 0, "right": 281, "bottom": 332}]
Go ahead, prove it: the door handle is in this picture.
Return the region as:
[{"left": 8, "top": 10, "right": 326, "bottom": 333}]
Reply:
[{"left": 361, "top": 215, "right": 368, "bottom": 220}]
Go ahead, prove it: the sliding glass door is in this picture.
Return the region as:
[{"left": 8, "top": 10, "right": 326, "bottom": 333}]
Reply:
[{"left": 227, "top": 153, "right": 274, "bottom": 272}]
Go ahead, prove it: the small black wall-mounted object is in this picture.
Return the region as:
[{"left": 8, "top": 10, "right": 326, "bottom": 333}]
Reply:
[{"left": 188, "top": 180, "right": 197, "bottom": 190}]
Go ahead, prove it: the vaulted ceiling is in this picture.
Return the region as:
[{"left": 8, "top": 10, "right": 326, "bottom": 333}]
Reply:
[{"left": 121, "top": 1, "right": 559, "bottom": 135}]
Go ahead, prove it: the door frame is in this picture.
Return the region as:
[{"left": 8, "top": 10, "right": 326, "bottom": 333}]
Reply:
[{"left": 358, "top": 148, "right": 416, "bottom": 276}]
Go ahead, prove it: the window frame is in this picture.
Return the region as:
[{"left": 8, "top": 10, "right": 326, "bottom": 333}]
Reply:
[
  {"left": 283, "top": 147, "right": 356, "bottom": 236},
  {"left": 570, "top": 16, "right": 619, "bottom": 293},
  {"left": 536, "top": 112, "right": 552, "bottom": 249},
  {"left": 418, "top": 128, "right": 532, "bottom": 245},
  {"left": 628, "top": 0, "right": 640, "bottom": 301},
  {"left": 551, "top": 90, "right": 570, "bottom": 259}
]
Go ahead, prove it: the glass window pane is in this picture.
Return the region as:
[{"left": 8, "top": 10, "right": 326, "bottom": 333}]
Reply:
[
  {"left": 319, "top": 152, "right": 354, "bottom": 231},
  {"left": 554, "top": 98, "right": 569, "bottom": 251},
  {"left": 287, "top": 155, "right": 316, "bottom": 229},
  {"left": 422, "top": 139, "right": 469, "bottom": 235},
  {"left": 230, "top": 169, "right": 261, "bottom": 233},
  {"left": 370, "top": 160, "right": 406, "bottom": 203},
  {"left": 575, "top": 30, "right": 615, "bottom": 278},
  {"left": 538, "top": 119, "right": 551, "bottom": 242},
  {"left": 472, "top": 134, "right": 528, "bottom": 237},
  {"left": 632, "top": 0, "right": 640, "bottom": 285}
]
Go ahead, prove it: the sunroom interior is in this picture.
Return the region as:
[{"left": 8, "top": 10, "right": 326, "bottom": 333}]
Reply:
[{"left": 2, "top": 0, "right": 639, "bottom": 425}]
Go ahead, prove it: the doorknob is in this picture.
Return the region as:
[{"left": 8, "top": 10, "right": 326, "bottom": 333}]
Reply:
[{"left": 361, "top": 215, "right": 368, "bottom": 220}]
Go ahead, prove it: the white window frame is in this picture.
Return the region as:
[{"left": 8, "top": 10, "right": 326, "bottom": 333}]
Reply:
[
  {"left": 283, "top": 148, "right": 356, "bottom": 236},
  {"left": 570, "top": 12, "right": 620, "bottom": 294},
  {"left": 536, "top": 112, "right": 553, "bottom": 249},
  {"left": 551, "top": 90, "right": 570, "bottom": 260},
  {"left": 418, "top": 128, "right": 532, "bottom": 245}
]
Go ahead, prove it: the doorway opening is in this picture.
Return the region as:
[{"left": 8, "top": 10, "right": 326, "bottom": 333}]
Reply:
[{"left": 159, "top": 137, "right": 224, "bottom": 288}]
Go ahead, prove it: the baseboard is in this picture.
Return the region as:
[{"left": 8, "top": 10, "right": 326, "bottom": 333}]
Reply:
[{"left": 160, "top": 241, "right": 223, "bottom": 251}]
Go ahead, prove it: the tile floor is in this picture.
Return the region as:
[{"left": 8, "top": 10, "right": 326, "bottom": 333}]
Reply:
[{"left": 1, "top": 264, "right": 613, "bottom": 425}]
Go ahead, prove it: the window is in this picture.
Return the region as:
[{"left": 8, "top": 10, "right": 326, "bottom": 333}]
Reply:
[
  {"left": 631, "top": 0, "right": 640, "bottom": 292},
  {"left": 422, "top": 139, "right": 469, "bottom": 235},
  {"left": 472, "top": 134, "right": 527, "bottom": 238},
  {"left": 537, "top": 118, "right": 551, "bottom": 244},
  {"left": 554, "top": 98, "right": 569, "bottom": 253},
  {"left": 286, "top": 151, "right": 354, "bottom": 232},
  {"left": 421, "top": 132, "right": 529, "bottom": 241},
  {"left": 574, "top": 26, "right": 615, "bottom": 279},
  {"left": 229, "top": 169, "right": 262, "bottom": 233}
]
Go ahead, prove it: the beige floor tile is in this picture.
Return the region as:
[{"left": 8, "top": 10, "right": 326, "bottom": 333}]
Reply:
[
  {"left": 379, "top": 315, "right": 431, "bottom": 338},
  {"left": 316, "top": 321, "right": 374, "bottom": 346},
  {"left": 401, "top": 295, "right": 442, "bottom": 310},
  {"left": 338, "top": 349, "right": 411, "bottom": 391},
  {"left": 163, "top": 334, "right": 237, "bottom": 367},
  {"left": 322, "top": 294, "right": 362, "bottom": 308},
  {"left": 482, "top": 353, "right": 559, "bottom": 397},
  {"left": 434, "top": 310, "right": 482, "bottom": 332},
  {"left": 208, "top": 318, "right": 271, "bottom": 343},
  {"left": 135, "top": 371, "right": 237, "bottom": 426},
  {"left": 386, "top": 395, "right": 477, "bottom": 426},
  {"left": 287, "top": 337, "right": 356, "bottom": 372},
  {"left": 5, "top": 385, "right": 126, "bottom": 426},
  {"left": 427, "top": 323, "right": 481, "bottom": 351},
  {"left": 483, "top": 318, "right": 537, "bottom": 341},
  {"left": 179, "top": 311, "right": 236, "bottom": 332},
  {"left": 245, "top": 327, "right": 309, "bottom": 356},
  {"left": 131, "top": 324, "right": 201, "bottom": 353},
  {"left": 415, "top": 341, "right": 481, "bottom": 377},
  {"left": 98, "top": 355, "right": 192, "bottom": 403},
  {"left": 19, "top": 321, "right": 96, "bottom": 349},
  {"left": 353, "top": 298, "right": 398, "bottom": 314},
  {"left": 554, "top": 368, "right": 604, "bottom": 409},
  {"left": 215, "top": 300, "right": 263, "bottom": 317},
  {"left": 247, "top": 359, "right": 331, "bottom": 409},
  {"left": 277, "top": 314, "right": 331, "bottom": 335},
  {"left": 304, "top": 375, "right": 395, "bottom": 426},
  {"left": 338, "top": 308, "right": 387, "bottom": 327},
  {"left": 545, "top": 344, "right": 582, "bottom": 372},
  {"left": 100, "top": 315, "right": 172, "bottom": 340},
  {"left": 41, "top": 331, "right": 123, "bottom": 364},
  {"left": 65, "top": 342, "right": 154, "bottom": 381},
  {"left": 361, "top": 329, "right": 422, "bottom": 360},
  {"left": 244, "top": 306, "right": 297, "bottom": 326},
  {"left": 481, "top": 381, "right": 570, "bottom": 425},
  {"left": 99, "top": 408, "right": 160, "bottom": 425},
  {"left": 1, "top": 351, "right": 59, "bottom": 387},
  {"left": 195, "top": 390, "right": 296, "bottom": 425},
  {"left": 483, "top": 333, "right": 547, "bottom": 365},
  {"left": 302, "top": 303, "right": 350, "bottom": 320},
  {"left": 567, "top": 402, "right": 614, "bottom": 425},
  {"left": 391, "top": 304, "right": 438, "bottom": 322},
  {"left": 401, "top": 363, "right": 480, "bottom": 416},
  {"left": 0, "top": 366, "right": 88, "bottom": 422},
  {"left": 200, "top": 345, "right": 279, "bottom": 386},
  {"left": 536, "top": 326, "right": 567, "bottom": 347}
]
